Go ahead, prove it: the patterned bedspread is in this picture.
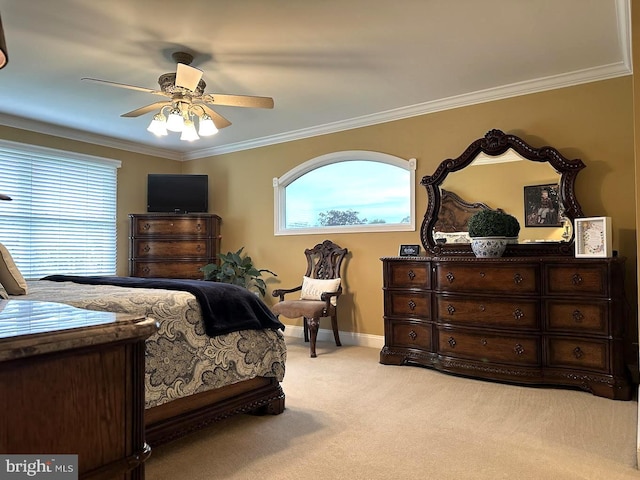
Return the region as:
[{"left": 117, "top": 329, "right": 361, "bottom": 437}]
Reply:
[{"left": 12, "top": 280, "right": 287, "bottom": 409}]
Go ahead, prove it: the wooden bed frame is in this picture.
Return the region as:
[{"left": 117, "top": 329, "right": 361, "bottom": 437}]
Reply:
[
  {"left": 145, "top": 377, "right": 285, "bottom": 446},
  {"left": 433, "top": 189, "right": 492, "bottom": 233}
]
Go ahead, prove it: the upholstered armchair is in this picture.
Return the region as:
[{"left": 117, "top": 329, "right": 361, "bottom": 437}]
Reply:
[{"left": 271, "top": 240, "right": 348, "bottom": 357}]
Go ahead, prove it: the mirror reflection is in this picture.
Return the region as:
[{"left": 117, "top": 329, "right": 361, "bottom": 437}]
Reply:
[{"left": 436, "top": 150, "right": 568, "bottom": 243}]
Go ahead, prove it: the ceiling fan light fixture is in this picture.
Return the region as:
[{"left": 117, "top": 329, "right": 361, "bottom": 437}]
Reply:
[
  {"left": 166, "top": 108, "right": 184, "bottom": 132},
  {"left": 180, "top": 119, "right": 199, "bottom": 141},
  {"left": 147, "top": 112, "right": 168, "bottom": 136},
  {"left": 198, "top": 114, "right": 218, "bottom": 136}
]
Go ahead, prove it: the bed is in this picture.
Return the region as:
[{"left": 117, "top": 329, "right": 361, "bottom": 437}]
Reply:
[
  {"left": 432, "top": 189, "right": 491, "bottom": 244},
  {"left": 7, "top": 275, "right": 287, "bottom": 447}
]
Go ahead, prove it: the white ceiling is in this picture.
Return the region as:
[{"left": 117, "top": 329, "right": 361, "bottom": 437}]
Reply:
[{"left": 0, "top": 0, "right": 631, "bottom": 161}]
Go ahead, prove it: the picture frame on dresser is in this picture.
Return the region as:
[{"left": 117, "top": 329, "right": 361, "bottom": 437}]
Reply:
[
  {"left": 399, "top": 244, "right": 421, "bottom": 256},
  {"left": 574, "top": 216, "right": 612, "bottom": 258}
]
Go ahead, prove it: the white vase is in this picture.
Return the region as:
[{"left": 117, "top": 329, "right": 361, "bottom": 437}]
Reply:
[{"left": 470, "top": 237, "right": 508, "bottom": 257}]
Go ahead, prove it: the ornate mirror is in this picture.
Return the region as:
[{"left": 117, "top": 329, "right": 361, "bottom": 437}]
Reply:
[{"left": 420, "top": 129, "right": 585, "bottom": 256}]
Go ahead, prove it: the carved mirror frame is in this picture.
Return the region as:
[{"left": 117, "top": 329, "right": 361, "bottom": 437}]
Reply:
[{"left": 420, "top": 129, "right": 585, "bottom": 256}]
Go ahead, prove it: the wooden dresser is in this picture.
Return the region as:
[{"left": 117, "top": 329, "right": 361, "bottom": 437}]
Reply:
[
  {"left": 380, "top": 256, "right": 632, "bottom": 400},
  {"left": 0, "top": 300, "right": 157, "bottom": 479},
  {"left": 129, "top": 213, "right": 221, "bottom": 279}
]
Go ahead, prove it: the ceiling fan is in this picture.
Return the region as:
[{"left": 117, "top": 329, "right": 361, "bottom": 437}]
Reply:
[{"left": 82, "top": 51, "right": 274, "bottom": 140}]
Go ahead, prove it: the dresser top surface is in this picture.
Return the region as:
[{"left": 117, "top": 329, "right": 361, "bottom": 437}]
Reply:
[
  {"left": 0, "top": 300, "right": 156, "bottom": 361},
  {"left": 0, "top": 300, "right": 144, "bottom": 339},
  {"left": 380, "top": 255, "right": 625, "bottom": 264}
]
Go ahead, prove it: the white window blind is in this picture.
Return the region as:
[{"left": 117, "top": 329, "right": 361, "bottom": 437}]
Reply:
[{"left": 0, "top": 140, "right": 121, "bottom": 279}]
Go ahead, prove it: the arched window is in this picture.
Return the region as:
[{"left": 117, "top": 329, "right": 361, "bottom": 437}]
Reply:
[{"left": 274, "top": 151, "right": 416, "bottom": 235}]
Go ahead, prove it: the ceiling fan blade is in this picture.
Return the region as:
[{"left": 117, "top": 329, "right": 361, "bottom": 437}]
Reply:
[
  {"left": 81, "top": 77, "right": 167, "bottom": 97},
  {"left": 198, "top": 104, "right": 232, "bottom": 129},
  {"left": 121, "top": 101, "right": 171, "bottom": 118},
  {"left": 175, "top": 63, "right": 203, "bottom": 91},
  {"left": 202, "top": 93, "right": 274, "bottom": 109}
]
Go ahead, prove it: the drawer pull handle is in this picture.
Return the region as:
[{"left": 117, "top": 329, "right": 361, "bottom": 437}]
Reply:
[
  {"left": 572, "top": 274, "right": 583, "bottom": 285},
  {"left": 479, "top": 272, "right": 485, "bottom": 278},
  {"left": 196, "top": 223, "right": 202, "bottom": 232},
  {"left": 446, "top": 272, "right": 455, "bottom": 283},
  {"left": 408, "top": 300, "right": 416, "bottom": 311},
  {"left": 572, "top": 310, "right": 584, "bottom": 323},
  {"left": 408, "top": 330, "right": 417, "bottom": 341},
  {"left": 448, "top": 337, "right": 456, "bottom": 348},
  {"left": 513, "top": 308, "right": 524, "bottom": 320},
  {"left": 143, "top": 223, "right": 151, "bottom": 231},
  {"left": 407, "top": 270, "right": 416, "bottom": 280},
  {"left": 196, "top": 244, "right": 202, "bottom": 252},
  {"left": 513, "top": 273, "right": 523, "bottom": 285},
  {"left": 481, "top": 338, "right": 488, "bottom": 346},
  {"left": 447, "top": 304, "right": 455, "bottom": 315},
  {"left": 143, "top": 244, "right": 150, "bottom": 252},
  {"left": 514, "top": 344, "right": 525, "bottom": 356},
  {"left": 479, "top": 305, "right": 485, "bottom": 312},
  {"left": 573, "top": 347, "right": 584, "bottom": 359},
  {"left": 142, "top": 266, "right": 150, "bottom": 274}
]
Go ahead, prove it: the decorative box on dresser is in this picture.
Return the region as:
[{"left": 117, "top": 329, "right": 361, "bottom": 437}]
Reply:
[
  {"left": 380, "top": 256, "right": 632, "bottom": 400},
  {"left": 129, "top": 213, "right": 221, "bottom": 279}
]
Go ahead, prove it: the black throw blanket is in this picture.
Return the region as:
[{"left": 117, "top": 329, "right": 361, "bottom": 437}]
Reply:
[{"left": 42, "top": 275, "right": 285, "bottom": 337}]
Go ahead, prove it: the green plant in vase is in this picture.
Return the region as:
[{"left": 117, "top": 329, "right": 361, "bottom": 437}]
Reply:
[
  {"left": 200, "top": 247, "right": 277, "bottom": 297},
  {"left": 467, "top": 209, "right": 520, "bottom": 257},
  {"left": 468, "top": 209, "right": 520, "bottom": 238}
]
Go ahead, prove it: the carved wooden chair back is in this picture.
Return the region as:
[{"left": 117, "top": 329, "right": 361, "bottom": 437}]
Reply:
[{"left": 304, "top": 240, "right": 347, "bottom": 281}]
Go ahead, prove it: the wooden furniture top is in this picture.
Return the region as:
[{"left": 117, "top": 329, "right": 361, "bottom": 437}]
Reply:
[{"left": 0, "top": 300, "right": 157, "bottom": 362}]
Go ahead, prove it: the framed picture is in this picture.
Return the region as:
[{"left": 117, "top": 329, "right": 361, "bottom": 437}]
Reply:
[
  {"left": 523, "top": 183, "right": 562, "bottom": 227},
  {"left": 574, "top": 217, "right": 612, "bottom": 258},
  {"left": 399, "top": 244, "right": 420, "bottom": 256}
]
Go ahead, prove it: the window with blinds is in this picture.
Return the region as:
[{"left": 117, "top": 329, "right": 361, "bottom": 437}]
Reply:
[{"left": 0, "top": 140, "right": 121, "bottom": 279}]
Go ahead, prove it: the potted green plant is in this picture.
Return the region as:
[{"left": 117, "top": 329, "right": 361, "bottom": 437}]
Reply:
[
  {"left": 467, "top": 209, "right": 520, "bottom": 257},
  {"left": 200, "top": 247, "right": 277, "bottom": 297}
]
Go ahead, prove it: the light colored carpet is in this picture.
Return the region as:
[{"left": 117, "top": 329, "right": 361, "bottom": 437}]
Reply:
[{"left": 146, "top": 336, "right": 639, "bottom": 479}]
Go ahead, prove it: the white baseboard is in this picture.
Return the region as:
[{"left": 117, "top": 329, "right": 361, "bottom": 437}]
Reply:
[{"left": 283, "top": 325, "right": 385, "bottom": 350}]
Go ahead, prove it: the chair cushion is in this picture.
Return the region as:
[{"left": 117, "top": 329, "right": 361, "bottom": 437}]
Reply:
[
  {"left": 0, "top": 243, "right": 27, "bottom": 295},
  {"left": 272, "top": 299, "right": 333, "bottom": 319},
  {"left": 300, "top": 276, "right": 341, "bottom": 306}
]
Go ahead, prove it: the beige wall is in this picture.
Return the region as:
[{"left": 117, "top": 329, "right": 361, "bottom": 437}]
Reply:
[
  {"left": 0, "top": 76, "right": 635, "bottom": 337},
  {"left": 630, "top": 0, "right": 639, "bottom": 464},
  {"left": 184, "top": 77, "right": 636, "bottom": 336}
]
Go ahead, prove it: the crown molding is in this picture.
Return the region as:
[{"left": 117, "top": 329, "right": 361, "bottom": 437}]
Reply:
[
  {"left": 187, "top": 62, "right": 631, "bottom": 159},
  {"left": 0, "top": 63, "right": 631, "bottom": 163},
  {"left": 0, "top": 113, "right": 185, "bottom": 161}
]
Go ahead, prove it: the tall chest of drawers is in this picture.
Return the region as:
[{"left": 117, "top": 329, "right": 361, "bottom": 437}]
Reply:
[
  {"left": 129, "top": 213, "right": 221, "bottom": 279},
  {"left": 380, "top": 256, "right": 632, "bottom": 400}
]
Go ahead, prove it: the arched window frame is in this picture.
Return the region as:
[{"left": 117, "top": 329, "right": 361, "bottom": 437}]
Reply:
[{"left": 273, "top": 150, "right": 416, "bottom": 236}]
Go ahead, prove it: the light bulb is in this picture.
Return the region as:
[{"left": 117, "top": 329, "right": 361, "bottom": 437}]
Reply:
[
  {"left": 166, "top": 108, "right": 185, "bottom": 132},
  {"left": 198, "top": 114, "right": 218, "bottom": 136},
  {"left": 180, "top": 119, "right": 200, "bottom": 141},
  {"left": 147, "top": 113, "right": 168, "bottom": 136}
]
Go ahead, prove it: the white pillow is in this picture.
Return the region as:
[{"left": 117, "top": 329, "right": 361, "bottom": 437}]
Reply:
[
  {"left": 300, "top": 276, "right": 341, "bottom": 306},
  {"left": 434, "top": 231, "right": 472, "bottom": 244},
  {"left": 0, "top": 243, "right": 28, "bottom": 295}
]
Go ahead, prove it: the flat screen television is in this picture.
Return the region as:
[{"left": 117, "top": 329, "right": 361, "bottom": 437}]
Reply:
[{"left": 147, "top": 174, "right": 208, "bottom": 213}]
